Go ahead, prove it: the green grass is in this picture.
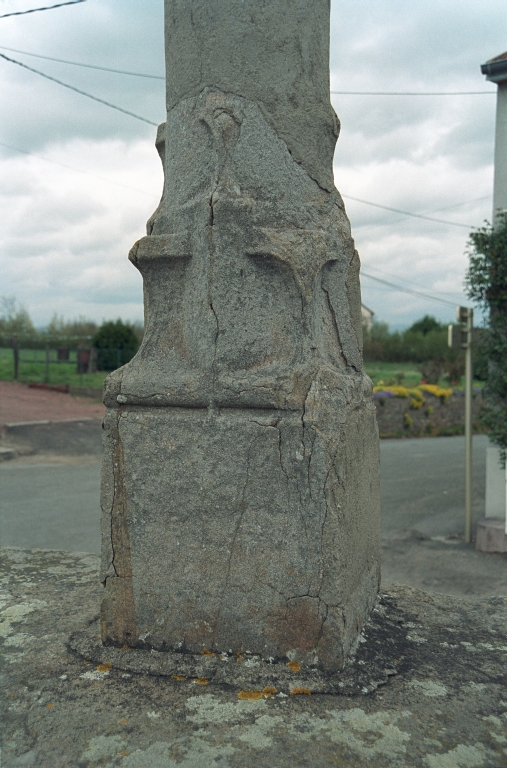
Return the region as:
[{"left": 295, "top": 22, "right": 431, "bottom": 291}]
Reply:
[
  {"left": 0, "top": 348, "right": 107, "bottom": 389},
  {"left": 364, "top": 361, "right": 484, "bottom": 390},
  {"left": 0, "top": 348, "right": 485, "bottom": 392},
  {"left": 364, "top": 362, "right": 423, "bottom": 387}
]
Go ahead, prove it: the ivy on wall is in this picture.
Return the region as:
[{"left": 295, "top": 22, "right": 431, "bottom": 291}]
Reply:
[{"left": 465, "top": 212, "right": 507, "bottom": 465}]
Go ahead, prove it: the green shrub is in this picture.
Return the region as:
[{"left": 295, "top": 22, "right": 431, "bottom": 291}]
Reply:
[
  {"left": 92, "top": 320, "right": 139, "bottom": 371},
  {"left": 465, "top": 212, "right": 507, "bottom": 464}
]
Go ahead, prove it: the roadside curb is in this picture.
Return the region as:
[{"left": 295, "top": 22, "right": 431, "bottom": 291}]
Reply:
[{"left": 1, "top": 418, "right": 103, "bottom": 457}]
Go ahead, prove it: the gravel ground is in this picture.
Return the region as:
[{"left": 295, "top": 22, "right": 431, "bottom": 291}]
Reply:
[{"left": 0, "top": 381, "right": 105, "bottom": 426}]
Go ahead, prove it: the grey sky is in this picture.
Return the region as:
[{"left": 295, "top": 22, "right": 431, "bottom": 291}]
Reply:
[{"left": 0, "top": 0, "right": 505, "bottom": 328}]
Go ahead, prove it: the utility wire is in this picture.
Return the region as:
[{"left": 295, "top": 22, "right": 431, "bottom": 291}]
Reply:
[
  {"left": 0, "top": 141, "right": 156, "bottom": 196},
  {"left": 0, "top": 45, "right": 165, "bottom": 79},
  {"left": 0, "top": 52, "right": 158, "bottom": 126},
  {"left": 342, "top": 194, "right": 473, "bottom": 229},
  {"left": 423, "top": 195, "right": 491, "bottom": 214},
  {"left": 361, "top": 271, "right": 458, "bottom": 307},
  {"left": 331, "top": 90, "right": 494, "bottom": 96},
  {"left": 0, "top": 46, "right": 496, "bottom": 95},
  {"left": 363, "top": 263, "right": 466, "bottom": 298},
  {"left": 0, "top": 0, "right": 85, "bottom": 18}
]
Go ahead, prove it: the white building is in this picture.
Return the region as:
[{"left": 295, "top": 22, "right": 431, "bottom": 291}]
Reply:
[{"left": 361, "top": 304, "right": 374, "bottom": 332}]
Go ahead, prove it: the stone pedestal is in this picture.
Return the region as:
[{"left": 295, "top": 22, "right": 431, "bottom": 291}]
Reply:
[{"left": 100, "top": 0, "right": 380, "bottom": 671}]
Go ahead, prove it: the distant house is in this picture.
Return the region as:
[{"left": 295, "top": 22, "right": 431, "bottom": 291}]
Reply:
[{"left": 361, "top": 304, "right": 374, "bottom": 332}]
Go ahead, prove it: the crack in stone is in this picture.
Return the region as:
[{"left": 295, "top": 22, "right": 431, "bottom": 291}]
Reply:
[
  {"left": 321, "top": 284, "right": 348, "bottom": 369},
  {"left": 301, "top": 381, "right": 315, "bottom": 502},
  {"left": 107, "top": 407, "right": 122, "bottom": 581},
  {"left": 166, "top": 85, "right": 333, "bottom": 196},
  {"left": 275, "top": 425, "right": 290, "bottom": 485},
  {"left": 212, "top": 433, "right": 255, "bottom": 648}
]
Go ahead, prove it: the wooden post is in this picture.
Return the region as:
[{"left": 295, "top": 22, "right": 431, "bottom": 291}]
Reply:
[
  {"left": 13, "top": 336, "right": 19, "bottom": 380},
  {"left": 45, "top": 344, "right": 50, "bottom": 384}
]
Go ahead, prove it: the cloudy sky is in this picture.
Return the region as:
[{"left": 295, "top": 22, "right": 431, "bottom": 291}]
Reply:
[{"left": 0, "top": 0, "right": 505, "bottom": 330}]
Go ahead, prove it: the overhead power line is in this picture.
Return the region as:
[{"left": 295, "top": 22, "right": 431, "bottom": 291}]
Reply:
[
  {"left": 363, "top": 263, "right": 465, "bottom": 299},
  {"left": 361, "top": 271, "right": 457, "bottom": 307},
  {"left": 342, "top": 194, "right": 473, "bottom": 229},
  {"left": 0, "top": 139, "right": 479, "bottom": 232},
  {"left": 0, "top": 141, "right": 156, "bottom": 196},
  {"left": 0, "top": 0, "right": 85, "bottom": 18},
  {"left": 0, "top": 45, "right": 165, "bottom": 79},
  {"left": 0, "top": 46, "right": 496, "bottom": 96},
  {"left": 331, "top": 90, "right": 494, "bottom": 96},
  {"left": 0, "top": 52, "right": 158, "bottom": 126}
]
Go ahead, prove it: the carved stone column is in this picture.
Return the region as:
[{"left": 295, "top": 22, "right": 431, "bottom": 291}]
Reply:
[{"left": 100, "top": 0, "right": 380, "bottom": 672}]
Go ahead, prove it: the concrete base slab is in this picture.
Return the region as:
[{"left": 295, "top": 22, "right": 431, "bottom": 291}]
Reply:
[
  {"left": 2, "top": 546, "right": 507, "bottom": 767},
  {"left": 476, "top": 517, "right": 507, "bottom": 553}
]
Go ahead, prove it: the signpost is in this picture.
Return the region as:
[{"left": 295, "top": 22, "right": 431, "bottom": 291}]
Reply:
[{"left": 448, "top": 306, "right": 474, "bottom": 542}]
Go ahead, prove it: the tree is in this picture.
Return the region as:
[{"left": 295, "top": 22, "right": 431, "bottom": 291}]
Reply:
[
  {"left": 46, "top": 313, "right": 97, "bottom": 344},
  {"left": 0, "top": 296, "right": 36, "bottom": 342},
  {"left": 408, "top": 315, "right": 444, "bottom": 336},
  {"left": 92, "top": 320, "right": 139, "bottom": 371},
  {"left": 465, "top": 212, "right": 507, "bottom": 463}
]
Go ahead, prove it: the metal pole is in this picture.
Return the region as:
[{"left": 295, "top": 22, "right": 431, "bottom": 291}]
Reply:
[
  {"left": 45, "top": 343, "right": 50, "bottom": 384},
  {"left": 464, "top": 308, "right": 474, "bottom": 543}
]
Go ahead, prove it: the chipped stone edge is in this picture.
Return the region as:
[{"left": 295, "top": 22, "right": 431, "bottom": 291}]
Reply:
[{"left": 67, "top": 598, "right": 403, "bottom": 696}]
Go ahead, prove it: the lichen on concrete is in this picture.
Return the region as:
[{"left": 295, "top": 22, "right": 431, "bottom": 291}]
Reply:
[{"left": 2, "top": 547, "right": 507, "bottom": 767}]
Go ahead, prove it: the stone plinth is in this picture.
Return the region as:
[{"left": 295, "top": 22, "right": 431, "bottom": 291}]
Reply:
[{"left": 100, "top": 0, "right": 380, "bottom": 670}]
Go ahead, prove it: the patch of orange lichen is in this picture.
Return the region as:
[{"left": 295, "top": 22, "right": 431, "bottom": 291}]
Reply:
[
  {"left": 46, "top": 703, "right": 55, "bottom": 709},
  {"left": 236, "top": 653, "right": 245, "bottom": 662},
  {"left": 290, "top": 687, "right": 312, "bottom": 695},
  {"left": 201, "top": 648, "right": 216, "bottom": 656},
  {"left": 194, "top": 677, "right": 210, "bottom": 685},
  {"left": 287, "top": 660, "right": 301, "bottom": 672},
  {"left": 171, "top": 674, "right": 186, "bottom": 681},
  {"left": 120, "top": 719, "right": 127, "bottom": 725},
  {"left": 262, "top": 686, "right": 278, "bottom": 697},
  {"left": 120, "top": 645, "right": 132, "bottom": 651},
  {"left": 83, "top": 659, "right": 91, "bottom": 664},
  {"left": 96, "top": 662, "right": 113, "bottom": 672},
  {"left": 238, "top": 690, "right": 264, "bottom": 700}
]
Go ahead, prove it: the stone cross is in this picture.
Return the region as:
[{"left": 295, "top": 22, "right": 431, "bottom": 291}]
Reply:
[{"left": 100, "top": 0, "right": 380, "bottom": 672}]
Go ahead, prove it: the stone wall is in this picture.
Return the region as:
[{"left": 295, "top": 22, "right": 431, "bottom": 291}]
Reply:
[{"left": 374, "top": 390, "right": 484, "bottom": 437}]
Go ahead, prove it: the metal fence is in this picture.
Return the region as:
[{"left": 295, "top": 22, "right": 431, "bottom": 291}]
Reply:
[{"left": 8, "top": 343, "right": 137, "bottom": 383}]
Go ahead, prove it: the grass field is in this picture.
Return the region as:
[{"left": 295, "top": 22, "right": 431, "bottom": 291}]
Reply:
[
  {"left": 0, "top": 349, "right": 482, "bottom": 391},
  {"left": 0, "top": 348, "right": 107, "bottom": 389},
  {"left": 361, "top": 362, "right": 484, "bottom": 390},
  {"left": 364, "top": 362, "right": 423, "bottom": 387}
]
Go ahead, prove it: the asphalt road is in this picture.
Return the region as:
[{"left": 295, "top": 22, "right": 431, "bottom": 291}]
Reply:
[
  {"left": 2, "top": 434, "right": 506, "bottom": 598},
  {"left": 379, "top": 434, "right": 487, "bottom": 537},
  {"left": 1, "top": 457, "right": 102, "bottom": 553}
]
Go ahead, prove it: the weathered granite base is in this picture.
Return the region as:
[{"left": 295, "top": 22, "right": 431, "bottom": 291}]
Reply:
[
  {"left": 100, "top": 395, "right": 380, "bottom": 670},
  {"left": 2, "top": 547, "right": 506, "bottom": 767}
]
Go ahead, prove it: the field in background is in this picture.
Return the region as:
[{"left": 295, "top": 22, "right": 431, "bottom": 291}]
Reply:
[
  {"left": 364, "top": 361, "right": 484, "bottom": 390},
  {"left": 0, "top": 348, "right": 107, "bottom": 389},
  {"left": 0, "top": 349, "right": 483, "bottom": 392}
]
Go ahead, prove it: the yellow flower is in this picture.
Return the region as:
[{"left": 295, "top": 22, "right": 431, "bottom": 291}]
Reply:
[
  {"left": 372, "top": 385, "right": 409, "bottom": 397},
  {"left": 419, "top": 384, "right": 453, "bottom": 403}
]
